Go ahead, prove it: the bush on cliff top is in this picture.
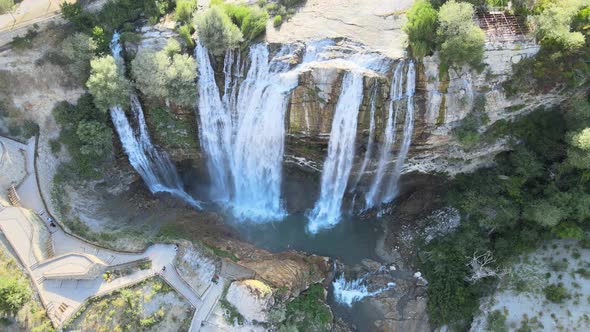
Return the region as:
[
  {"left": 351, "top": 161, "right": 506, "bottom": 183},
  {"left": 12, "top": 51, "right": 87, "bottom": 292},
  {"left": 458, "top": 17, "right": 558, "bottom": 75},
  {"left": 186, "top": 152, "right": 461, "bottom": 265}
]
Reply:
[{"left": 194, "top": 6, "right": 243, "bottom": 56}]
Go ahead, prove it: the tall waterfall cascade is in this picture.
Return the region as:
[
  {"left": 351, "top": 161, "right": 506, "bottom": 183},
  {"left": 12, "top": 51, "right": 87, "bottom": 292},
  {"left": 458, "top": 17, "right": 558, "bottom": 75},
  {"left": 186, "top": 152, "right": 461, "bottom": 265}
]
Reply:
[
  {"left": 109, "top": 33, "right": 202, "bottom": 208},
  {"left": 196, "top": 40, "right": 360, "bottom": 221},
  {"left": 195, "top": 39, "right": 415, "bottom": 227},
  {"left": 363, "top": 61, "right": 416, "bottom": 211},
  {"left": 196, "top": 43, "right": 299, "bottom": 220},
  {"left": 306, "top": 72, "right": 365, "bottom": 233}
]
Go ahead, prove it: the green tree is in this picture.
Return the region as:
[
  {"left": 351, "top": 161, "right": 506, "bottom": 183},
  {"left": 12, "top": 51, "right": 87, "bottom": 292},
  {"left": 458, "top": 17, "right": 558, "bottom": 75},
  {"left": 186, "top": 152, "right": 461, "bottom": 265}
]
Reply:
[
  {"left": 131, "top": 50, "right": 170, "bottom": 99},
  {"left": 86, "top": 55, "right": 130, "bottom": 111},
  {"left": 91, "top": 26, "right": 109, "bottom": 54},
  {"left": 60, "top": 1, "right": 96, "bottom": 32},
  {"left": 533, "top": 0, "right": 588, "bottom": 52},
  {"left": 194, "top": 6, "right": 243, "bottom": 56},
  {"left": 404, "top": 0, "right": 438, "bottom": 58},
  {"left": 0, "top": 276, "right": 31, "bottom": 315},
  {"left": 131, "top": 49, "right": 197, "bottom": 106},
  {"left": 437, "top": 0, "right": 485, "bottom": 68},
  {"left": 166, "top": 53, "right": 197, "bottom": 107},
  {"left": 523, "top": 199, "right": 565, "bottom": 227},
  {"left": 61, "top": 33, "right": 98, "bottom": 81},
  {"left": 175, "top": 0, "right": 197, "bottom": 24},
  {"left": 571, "top": 127, "right": 590, "bottom": 150},
  {"left": 76, "top": 120, "right": 113, "bottom": 157}
]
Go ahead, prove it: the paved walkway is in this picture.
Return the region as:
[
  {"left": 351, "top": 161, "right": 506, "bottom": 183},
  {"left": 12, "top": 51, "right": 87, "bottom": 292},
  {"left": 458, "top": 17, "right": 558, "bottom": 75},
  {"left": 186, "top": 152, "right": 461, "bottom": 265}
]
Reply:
[{"left": 0, "top": 136, "right": 224, "bottom": 331}]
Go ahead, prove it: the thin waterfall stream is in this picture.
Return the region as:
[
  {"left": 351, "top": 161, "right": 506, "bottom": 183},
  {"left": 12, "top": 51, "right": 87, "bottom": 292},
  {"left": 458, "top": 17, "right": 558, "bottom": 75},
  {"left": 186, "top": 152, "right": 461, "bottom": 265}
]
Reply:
[{"left": 109, "top": 33, "right": 201, "bottom": 208}]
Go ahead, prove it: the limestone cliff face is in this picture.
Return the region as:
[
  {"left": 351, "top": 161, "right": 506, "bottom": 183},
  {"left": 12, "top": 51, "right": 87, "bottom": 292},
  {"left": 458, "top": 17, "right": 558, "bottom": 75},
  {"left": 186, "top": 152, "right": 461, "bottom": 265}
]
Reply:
[
  {"left": 132, "top": 23, "right": 567, "bottom": 184},
  {"left": 284, "top": 40, "right": 568, "bottom": 182}
]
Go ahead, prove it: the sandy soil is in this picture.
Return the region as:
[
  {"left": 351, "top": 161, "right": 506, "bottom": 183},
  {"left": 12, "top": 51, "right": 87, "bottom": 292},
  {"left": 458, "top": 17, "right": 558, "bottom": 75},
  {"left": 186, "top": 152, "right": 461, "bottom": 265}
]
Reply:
[{"left": 472, "top": 239, "right": 590, "bottom": 331}]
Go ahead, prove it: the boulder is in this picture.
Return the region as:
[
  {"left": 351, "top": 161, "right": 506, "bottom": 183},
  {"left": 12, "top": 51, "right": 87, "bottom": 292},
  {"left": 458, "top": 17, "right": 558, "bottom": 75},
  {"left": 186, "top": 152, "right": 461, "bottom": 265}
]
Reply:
[{"left": 225, "top": 279, "right": 274, "bottom": 322}]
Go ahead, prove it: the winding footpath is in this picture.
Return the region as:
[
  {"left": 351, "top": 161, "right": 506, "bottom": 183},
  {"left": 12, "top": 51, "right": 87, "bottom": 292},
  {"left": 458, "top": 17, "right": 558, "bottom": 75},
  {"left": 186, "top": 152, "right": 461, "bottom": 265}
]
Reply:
[{"left": 0, "top": 136, "right": 224, "bottom": 331}]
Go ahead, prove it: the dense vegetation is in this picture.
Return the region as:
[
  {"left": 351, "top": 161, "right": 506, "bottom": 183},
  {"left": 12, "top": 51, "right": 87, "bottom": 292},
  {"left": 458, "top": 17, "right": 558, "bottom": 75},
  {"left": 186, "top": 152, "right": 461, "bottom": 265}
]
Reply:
[
  {"left": 281, "top": 284, "right": 333, "bottom": 331},
  {"left": 420, "top": 95, "right": 590, "bottom": 329},
  {"left": 52, "top": 94, "right": 114, "bottom": 178},
  {"left": 0, "top": 247, "right": 53, "bottom": 331},
  {"left": 505, "top": 0, "right": 590, "bottom": 93},
  {"left": 404, "top": 0, "right": 485, "bottom": 68}
]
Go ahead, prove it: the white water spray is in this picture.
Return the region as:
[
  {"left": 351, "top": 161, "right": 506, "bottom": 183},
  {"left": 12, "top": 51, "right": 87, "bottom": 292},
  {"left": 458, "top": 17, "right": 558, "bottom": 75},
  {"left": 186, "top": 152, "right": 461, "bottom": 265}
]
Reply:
[
  {"left": 230, "top": 45, "right": 300, "bottom": 220},
  {"left": 382, "top": 61, "right": 416, "bottom": 203},
  {"left": 195, "top": 43, "right": 234, "bottom": 202},
  {"left": 306, "top": 72, "right": 365, "bottom": 233},
  {"left": 332, "top": 270, "right": 395, "bottom": 307},
  {"left": 364, "top": 62, "right": 405, "bottom": 209},
  {"left": 349, "top": 84, "right": 378, "bottom": 192}
]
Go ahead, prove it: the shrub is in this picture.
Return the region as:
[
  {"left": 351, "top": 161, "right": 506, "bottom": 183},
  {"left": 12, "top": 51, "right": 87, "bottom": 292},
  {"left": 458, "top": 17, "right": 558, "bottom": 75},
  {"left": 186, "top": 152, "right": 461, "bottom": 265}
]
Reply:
[
  {"left": 61, "top": 1, "right": 97, "bottom": 31},
  {"left": 178, "top": 24, "right": 195, "bottom": 49},
  {"left": 486, "top": 309, "right": 508, "bottom": 332},
  {"left": 11, "top": 28, "right": 38, "bottom": 50},
  {"left": 0, "top": 276, "right": 31, "bottom": 315},
  {"left": 175, "top": 0, "right": 197, "bottom": 24},
  {"left": 240, "top": 6, "right": 268, "bottom": 42},
  {"left": 0, "top": 0, "right": 13, "bottom": 15},
  {"left": 403, "top": 0, "right": 438, "bottom": 58},
  {"left": 86, "top": 55, "right": 130, "bottom": 111},
  {"left": 437, "top": 0, "right": 485, "bottom": 68},
  {"left": 50, "top": 139, "right": 62, "bottom": 154},
  {"left": 76, "top": 120, "right": 113, "bottom": 157},
  {"left": 61, "top": 33, "right": 98, "bottom": 81},
  {"left": 273, "top": 15, "right": 283, "bottom": 27},
  {"left": 220, "top": 2, "right": 268, "bottom": 42},
  {"left": 544, "top": 283, "right": 570, "bottom": 303},
  {"left": 522, "top": 200, "right": 565, "bottom": 228},
  {"left": 194, "top": 6, "right": 243, "bottom": 56},
  {"left": 283, "top": 284, "right": 332, "bottom": 331},
  {"left": 163, "top": 38, "right": 182, "bottom": 58},
  {"left": 279, "top": 0, "right": 304, "bottom": 8}
]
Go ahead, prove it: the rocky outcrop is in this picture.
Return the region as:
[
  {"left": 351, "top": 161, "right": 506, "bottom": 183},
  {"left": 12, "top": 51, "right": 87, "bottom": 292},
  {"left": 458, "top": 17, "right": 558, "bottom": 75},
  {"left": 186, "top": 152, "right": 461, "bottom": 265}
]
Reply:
[
  {"left": 266, "top": 0, "right": 409, "bottom": 59},
  {"left": 226, "top": 279, "right": 274, "bottom": 322}
]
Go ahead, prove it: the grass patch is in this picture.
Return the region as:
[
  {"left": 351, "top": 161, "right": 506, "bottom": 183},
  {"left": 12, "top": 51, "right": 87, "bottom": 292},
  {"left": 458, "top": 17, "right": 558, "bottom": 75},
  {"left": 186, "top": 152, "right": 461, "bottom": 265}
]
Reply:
[
  {"left": 64, "top": 277, "right": 190, "bottom": 331},
  {"left": 203, "top": 243, "right": 239, "bottom": 262},
  {"left": 145, "top": 105, "right": 197, "bottom": 151}
]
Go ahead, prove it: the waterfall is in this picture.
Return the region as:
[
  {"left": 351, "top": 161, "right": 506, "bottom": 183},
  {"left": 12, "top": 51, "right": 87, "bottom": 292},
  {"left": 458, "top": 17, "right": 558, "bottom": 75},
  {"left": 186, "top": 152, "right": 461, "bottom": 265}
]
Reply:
[
  {"left": 195, "top": 43, "right": 234, "bottom": 202},
  {"left": 196, "top": 43, "right": 300, "bottom": 219},
  {"left": 364, "top": 62, "right": 405, "bottom": 209},
  {"left": 306, "top": 72, "right": 365, "bottom": 233},
  {"left": 230, "top": 45, "right": 299, "bottom": 220},
  {"left": 332, "top": 270, "right": 395, "bottom": 307},
  {"left": 362, "top": 60, "right": 416, "bottom": 210},
  {"left": 109, "top": 33, "right": 201, "bottom": 208},
  {"left": 349, "top": 84, "right": 378, "bottom": 192},
  {"left": 382, "top": 61, "right": 416, "bottom": 203}
]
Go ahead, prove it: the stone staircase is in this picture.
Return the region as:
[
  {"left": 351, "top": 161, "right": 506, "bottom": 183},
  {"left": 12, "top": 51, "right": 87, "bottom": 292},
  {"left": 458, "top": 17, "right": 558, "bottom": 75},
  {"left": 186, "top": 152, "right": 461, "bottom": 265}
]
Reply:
[{"left": 161, "top": 265, "right": 202, "bottom": 308}]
